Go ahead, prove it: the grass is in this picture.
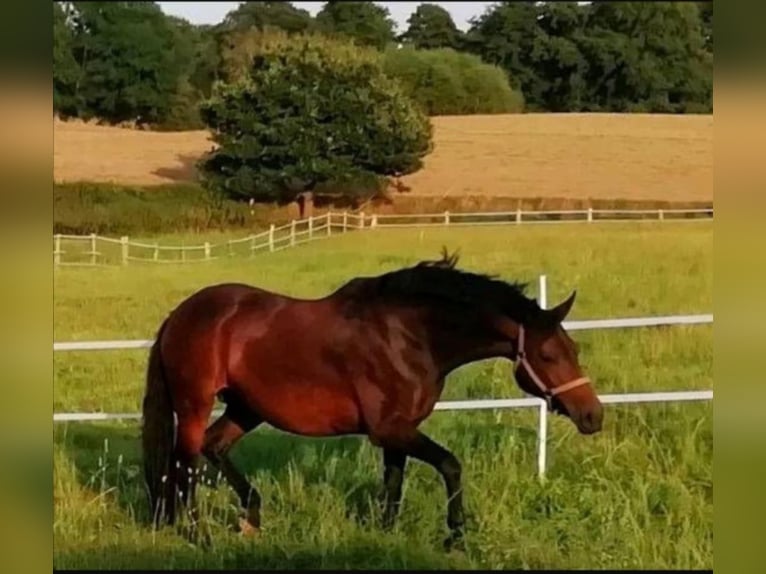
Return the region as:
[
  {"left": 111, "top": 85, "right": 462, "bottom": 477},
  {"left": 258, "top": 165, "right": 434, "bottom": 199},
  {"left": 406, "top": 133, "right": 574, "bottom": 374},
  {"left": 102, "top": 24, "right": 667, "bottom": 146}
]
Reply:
[
  {"left": 54, "top": 114, "right": 713, "bottom": 202},
  {"left": 53, "top": 223, "right": 712, "bottom": 570}
]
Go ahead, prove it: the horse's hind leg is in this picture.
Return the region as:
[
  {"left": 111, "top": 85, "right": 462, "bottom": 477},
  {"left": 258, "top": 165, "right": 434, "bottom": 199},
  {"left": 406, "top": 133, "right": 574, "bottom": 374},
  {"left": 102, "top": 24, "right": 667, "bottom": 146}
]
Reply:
[
  {"left": 381, "top": 448, "right": 407, "bottom": 530},
  {"left": 202, "top": 407, "right": 263, "bottom": 534},
  {"left": 171, "top": 411, "right": 209, "bottom": 537}
]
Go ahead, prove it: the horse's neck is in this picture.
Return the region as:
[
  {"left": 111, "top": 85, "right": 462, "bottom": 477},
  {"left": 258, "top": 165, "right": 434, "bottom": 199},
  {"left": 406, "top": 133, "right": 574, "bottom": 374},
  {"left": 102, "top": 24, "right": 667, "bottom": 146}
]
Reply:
[{"left": 427, "top": 312, "right": 513, "bottom": 377}]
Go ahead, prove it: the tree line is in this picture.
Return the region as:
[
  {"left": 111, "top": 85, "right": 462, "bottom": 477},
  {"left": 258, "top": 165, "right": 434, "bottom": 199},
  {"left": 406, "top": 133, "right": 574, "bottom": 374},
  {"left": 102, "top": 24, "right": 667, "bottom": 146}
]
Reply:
[{"left": 54, "top": 1, "right": 713, "bottom": 130}]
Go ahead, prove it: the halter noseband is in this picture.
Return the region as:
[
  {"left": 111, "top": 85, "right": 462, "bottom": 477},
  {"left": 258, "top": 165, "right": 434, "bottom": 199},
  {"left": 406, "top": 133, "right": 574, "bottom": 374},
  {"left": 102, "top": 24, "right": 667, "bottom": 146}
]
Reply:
[{"left": 515, "top": 324, "right": 591, "bottom": 409}]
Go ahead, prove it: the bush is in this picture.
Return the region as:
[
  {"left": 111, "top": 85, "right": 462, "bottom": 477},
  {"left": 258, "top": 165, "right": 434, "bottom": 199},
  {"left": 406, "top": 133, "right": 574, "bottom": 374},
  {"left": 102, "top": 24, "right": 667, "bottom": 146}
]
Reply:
[
  {"left": 382, "top": 46, "right": 524, "bottom": 116},
  {"left": 53, "top": 182, "right": 262, "bottom": 235},
  {"left": 198, "top": 31, "right": 432, "bottom": 208}
]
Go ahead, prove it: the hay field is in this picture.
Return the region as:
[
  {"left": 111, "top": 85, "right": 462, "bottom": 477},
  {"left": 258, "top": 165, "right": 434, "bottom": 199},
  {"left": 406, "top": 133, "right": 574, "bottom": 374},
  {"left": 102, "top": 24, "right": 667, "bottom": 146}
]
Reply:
[
  {"left": 53, "top": 223, "right": 712, "bottom": 570},
  {"left": 53, "top": 114, "right": 713, "bottom": 202}
]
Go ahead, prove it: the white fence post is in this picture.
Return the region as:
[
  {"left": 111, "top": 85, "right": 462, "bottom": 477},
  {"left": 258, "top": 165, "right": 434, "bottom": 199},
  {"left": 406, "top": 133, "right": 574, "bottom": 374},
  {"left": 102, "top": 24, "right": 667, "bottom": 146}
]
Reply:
[
  {"left": 308, "top": 216, "right": 314, "bottom": 239},
  {"left": 327, "top": 213, "right": 332, "bottom": 236},
  {"left": 371, "top": 214, "right": 378, "bottom": 228},
  {"left": 359, "top": 212, "right": 365, "bottom": 229},
  {"left": 269, "top": 224, "right": 275, "bottom": 252},
  {"left": 54, "top": 234, "right": 61, "bottom": 266},
  {"left": 120, "top": 236, "right": 129, "bottom": 265},
  {"left": 537, "top": 400, "right": 549, "bottom": 479},
  {"left": 516, "top": 208, "right": 522, "bottom": 224},
  {"left": 537, "top": 273, "right": 549, "bottom": 479},
  {"left": 90, "top": 233, "right": 97, "bottom": 265},
  {"left": 588, "top": 207, "right": 593, "bottom": 223},
  {"left": 250, "top": 234, "right": 257, "bottom": 257},
  {"left": 659, "top": 209, "right": 664, "bottom": 221},
  {"left": 342, "top": 211, "right": 348, "bottom": 233},
  {"left": 445, "top": 211, "right": 450, "bottom": 225},
  {"left": 290, "top": 220, "right": 296, "bottom": 247},
  {"left": 204, "top": 242, "right": 211, "bottom": 260},
  {"left": 538, "top": 274, "right": 548, "bottom": 309}
]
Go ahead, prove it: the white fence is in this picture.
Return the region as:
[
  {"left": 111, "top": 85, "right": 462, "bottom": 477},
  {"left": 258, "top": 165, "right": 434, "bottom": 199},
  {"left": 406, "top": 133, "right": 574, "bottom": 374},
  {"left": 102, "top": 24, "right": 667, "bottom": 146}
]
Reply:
[
  {"left": 53, "top": 276, "right": 713, "bottom": 477},
  {"left": 53, "top": 207, "right": 713, "bottom": 266}
]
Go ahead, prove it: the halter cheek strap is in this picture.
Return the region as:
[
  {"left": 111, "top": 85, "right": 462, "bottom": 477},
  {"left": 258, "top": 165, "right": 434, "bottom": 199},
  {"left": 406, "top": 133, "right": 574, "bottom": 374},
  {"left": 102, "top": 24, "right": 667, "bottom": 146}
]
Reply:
[{"left": 515, "top": 324, "right": 591, "bottom": 407}]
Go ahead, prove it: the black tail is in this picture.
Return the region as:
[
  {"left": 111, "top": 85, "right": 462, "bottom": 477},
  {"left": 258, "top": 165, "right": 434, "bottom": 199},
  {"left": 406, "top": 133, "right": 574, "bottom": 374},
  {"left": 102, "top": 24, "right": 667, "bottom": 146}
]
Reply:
[{"left": 141, "top": 317, "right": 176, "bottom": 526}]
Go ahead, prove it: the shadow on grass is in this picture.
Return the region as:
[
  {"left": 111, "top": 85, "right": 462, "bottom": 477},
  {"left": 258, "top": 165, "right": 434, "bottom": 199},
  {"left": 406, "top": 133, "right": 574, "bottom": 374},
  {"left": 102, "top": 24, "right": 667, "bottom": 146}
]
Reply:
[
  {"left": 54, "top": 536, "right": 463, "bottom": 570},
  {"left": 54, "top": 421, "right": 382, "bottom": 527}
]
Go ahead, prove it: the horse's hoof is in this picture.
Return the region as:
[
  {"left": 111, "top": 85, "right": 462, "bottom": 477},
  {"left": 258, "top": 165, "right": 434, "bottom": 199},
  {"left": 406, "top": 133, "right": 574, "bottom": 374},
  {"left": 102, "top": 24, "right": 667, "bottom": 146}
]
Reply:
[
  {"left": 443, "top": 531, "right": 465, "bottom": 552},
  {"left": 238, "top": 517, "right": 261, "bottom": 537}
]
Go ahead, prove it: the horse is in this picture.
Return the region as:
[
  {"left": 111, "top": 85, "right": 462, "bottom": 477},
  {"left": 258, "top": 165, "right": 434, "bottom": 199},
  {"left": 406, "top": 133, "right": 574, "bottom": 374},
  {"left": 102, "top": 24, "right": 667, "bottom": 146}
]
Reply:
[{"left": 141, "top": 250, "right": 603, "bottom": 549}]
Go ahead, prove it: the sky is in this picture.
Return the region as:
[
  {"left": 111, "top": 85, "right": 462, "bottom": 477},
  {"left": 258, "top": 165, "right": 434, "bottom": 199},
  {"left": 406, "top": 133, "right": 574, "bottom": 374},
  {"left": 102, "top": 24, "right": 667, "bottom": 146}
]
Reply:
[{"left": 157, "top": 2, "right": 494, "bottom": 33}]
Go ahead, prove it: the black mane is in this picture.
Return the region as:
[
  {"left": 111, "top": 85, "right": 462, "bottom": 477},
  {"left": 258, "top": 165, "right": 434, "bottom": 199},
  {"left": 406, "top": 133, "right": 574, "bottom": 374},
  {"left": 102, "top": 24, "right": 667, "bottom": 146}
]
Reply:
[{"left": 341, "top": 249, "right": 540, "bottom": 323}]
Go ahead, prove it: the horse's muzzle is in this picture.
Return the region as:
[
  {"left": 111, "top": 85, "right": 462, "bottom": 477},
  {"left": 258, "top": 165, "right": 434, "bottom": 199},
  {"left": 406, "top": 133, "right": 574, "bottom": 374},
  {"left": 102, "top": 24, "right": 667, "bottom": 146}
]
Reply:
[{"left": 574, "top": 404, "right": 604, "bottom": 435}]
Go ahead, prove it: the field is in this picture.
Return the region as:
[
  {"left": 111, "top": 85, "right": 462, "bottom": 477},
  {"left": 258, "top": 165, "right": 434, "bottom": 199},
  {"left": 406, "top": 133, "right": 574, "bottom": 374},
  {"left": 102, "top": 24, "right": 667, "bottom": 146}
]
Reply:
[
  {"left": 53, "top": 114, "right": 713, "bottom": 202},
  {"left": 53, "top": 222, "right": 713, "bottom": 570}
]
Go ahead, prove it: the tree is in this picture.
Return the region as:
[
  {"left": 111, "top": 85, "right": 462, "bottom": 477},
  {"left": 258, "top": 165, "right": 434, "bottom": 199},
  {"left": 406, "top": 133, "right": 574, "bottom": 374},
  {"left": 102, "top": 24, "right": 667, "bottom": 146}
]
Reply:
[
  {"left": 316, "top": 1, "right": 396, "bottom": 50},
  {"left": 464, "top": 2, "right": 548, "bottom": 109},
  {"left": 67, "top": 2, "right": 193, "bottom": 125},
  {"left": 220, "top": 1, "right": 314, "bottom": 34},
  {"left": 198, "top": 32, "right": 432, "bottom": 215},
  {"left": 53, "top": 2, "right": 80, "bottom": 117},
  {"left": 383, "top": 46, "right": 524, "bottom": 115},
  {"left": 697, "top": 1, "right": 712, "bottom": 52},
  {"left": 400, "top": 4, "right": 462, "bottom": 50}
]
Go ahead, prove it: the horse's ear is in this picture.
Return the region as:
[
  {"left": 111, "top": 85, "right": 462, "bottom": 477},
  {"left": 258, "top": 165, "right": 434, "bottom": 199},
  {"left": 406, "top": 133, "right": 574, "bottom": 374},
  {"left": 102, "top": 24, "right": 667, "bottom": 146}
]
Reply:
[{"left": 548, "top": 290, "right": 577, "bottom": 324}]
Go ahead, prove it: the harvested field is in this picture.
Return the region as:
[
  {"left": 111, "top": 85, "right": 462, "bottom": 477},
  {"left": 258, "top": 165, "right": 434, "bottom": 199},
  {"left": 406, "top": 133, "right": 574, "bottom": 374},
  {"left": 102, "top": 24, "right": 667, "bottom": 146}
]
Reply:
[{"left": 53, "top": 114, "right": 713, "bottom": 202}]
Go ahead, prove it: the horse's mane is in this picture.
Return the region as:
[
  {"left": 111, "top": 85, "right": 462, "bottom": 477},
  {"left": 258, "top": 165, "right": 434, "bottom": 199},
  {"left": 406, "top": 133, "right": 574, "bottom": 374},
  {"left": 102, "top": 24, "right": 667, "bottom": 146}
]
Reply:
[{"left": 339, "top": 248, "right": 540, "bottom": 323}]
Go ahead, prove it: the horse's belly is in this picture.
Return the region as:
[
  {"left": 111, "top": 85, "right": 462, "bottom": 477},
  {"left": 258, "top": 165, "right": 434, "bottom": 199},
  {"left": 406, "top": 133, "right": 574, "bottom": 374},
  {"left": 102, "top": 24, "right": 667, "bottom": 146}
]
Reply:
[{"left": 245, "top": 381, "right": 362, "bottom": 437}]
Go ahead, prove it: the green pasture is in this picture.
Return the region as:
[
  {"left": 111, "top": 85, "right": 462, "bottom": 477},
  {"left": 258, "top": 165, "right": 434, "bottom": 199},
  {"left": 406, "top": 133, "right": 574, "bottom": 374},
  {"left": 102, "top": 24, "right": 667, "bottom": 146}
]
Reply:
[{"left": 53, "top": 222, "right": 713, "bottom": 570}]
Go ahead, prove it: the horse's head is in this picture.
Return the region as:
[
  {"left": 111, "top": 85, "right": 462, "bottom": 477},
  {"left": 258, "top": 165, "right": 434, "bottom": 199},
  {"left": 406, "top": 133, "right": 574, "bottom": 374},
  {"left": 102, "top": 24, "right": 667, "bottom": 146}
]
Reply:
[{"left": 512, "top": 291, "right": 603, "bottom": 435}]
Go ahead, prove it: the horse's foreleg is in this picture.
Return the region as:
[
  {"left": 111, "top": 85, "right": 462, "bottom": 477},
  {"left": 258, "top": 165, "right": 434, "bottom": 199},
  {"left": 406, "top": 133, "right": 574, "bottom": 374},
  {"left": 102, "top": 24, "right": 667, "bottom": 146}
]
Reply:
[
  {"left": 202, "top": 408, "right": 263, "bottom": 534},
  {"left": 380, "top": 448, "right": 407, "bottom": 530},
  {"left": 374, "top": 427, "right": 465, "bottom": 550}
]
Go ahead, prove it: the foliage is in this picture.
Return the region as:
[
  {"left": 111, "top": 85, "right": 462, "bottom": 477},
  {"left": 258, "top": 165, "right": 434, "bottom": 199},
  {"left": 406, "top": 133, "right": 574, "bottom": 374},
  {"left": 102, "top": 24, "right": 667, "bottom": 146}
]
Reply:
[
  {"left": 60, "top": 2, "right": 195, "bottom": 125},
  {"left": 316, "top": 1, "right": 396, "bottom": 50},
  {"left": 198, "top": 31, "right": 432, "bottom": 206},
  {"left": 383, "top": 46, "right": 524, "bottom": 116},
  {"left": 219, "top": 1, "right": 315, "bottom": 34},
  {"left": 400, "top": 4, "right": 463, "bottom": 50},
  {"left": 465, "top": 1, "right": 713, "bottom": 113}
]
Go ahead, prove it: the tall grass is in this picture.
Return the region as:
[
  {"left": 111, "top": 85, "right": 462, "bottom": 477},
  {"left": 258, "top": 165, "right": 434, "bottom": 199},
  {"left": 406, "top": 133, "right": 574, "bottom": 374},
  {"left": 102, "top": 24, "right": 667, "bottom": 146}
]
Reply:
[{"left": 53, "top": 223, "right": 712, "bottom": 570}]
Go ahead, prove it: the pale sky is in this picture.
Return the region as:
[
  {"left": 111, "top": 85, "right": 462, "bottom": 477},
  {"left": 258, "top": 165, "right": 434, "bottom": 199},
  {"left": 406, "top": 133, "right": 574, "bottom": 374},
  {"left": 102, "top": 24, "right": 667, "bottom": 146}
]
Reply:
[{"left": 157, "top": 2, "right": 494, "bottom": 32}]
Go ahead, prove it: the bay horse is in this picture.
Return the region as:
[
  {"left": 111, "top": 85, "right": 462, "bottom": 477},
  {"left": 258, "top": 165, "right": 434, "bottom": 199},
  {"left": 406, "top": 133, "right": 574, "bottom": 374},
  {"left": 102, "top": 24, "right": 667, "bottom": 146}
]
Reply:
[{"left": 141, "top": 251, "right": 603, "bottom": 548}]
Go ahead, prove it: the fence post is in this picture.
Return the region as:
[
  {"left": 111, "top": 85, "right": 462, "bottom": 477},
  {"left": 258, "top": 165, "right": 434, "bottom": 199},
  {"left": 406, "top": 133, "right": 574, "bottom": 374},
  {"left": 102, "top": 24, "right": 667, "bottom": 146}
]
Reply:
[
  {"left": 308, "top": 216, "right": 314, "bottom": 239},
  {"left": 445, "top": 210, "right": 450, "bottom": 225},
  {"left": 153, "top": 244, "right": 159, "bottom": 261},
  {"left": 658, "top": 209, "right": 664, "bottom": 221},
  {"left": 250, "top": 235, "right": 257, "bottom": 257},
  {"left": 537, "top": 399, "right": 549, "bottom": 479},
  {"left": 537, "top": 272, "right": 549, "bottom": 479},
  {"left": 359, "top": 212, "right": 365, "bottom": 229},
  {"left": 120, "top": 236, "right": 129, "bottom": 266},
  {"left": 371, "top": 214, "right": 378, "bottom": 228},
  {"left": 327, "top": 213, "right": 332, "bottom": 236},
  {"left": 587, "top": 207, "right": 593, "bottom": 223},
  {"left": 290, "top": 220, "right": 296, "bottom": 246},
  {"left": 54, "top": 234, "right": 61, "bottom": 266},
  {"left": 516, "top": 208, "right": 522, "bottom": 224},
  {"left": 204, "top": 242, "right": 211, "bottom": 260},
  {"left": 343, "top": 211, "right": 348, "bottom": 233},
  {"left": 269, "top": 224, "right": 275, "bottom": 252},
  {"left": 90, "top": 233, "right": 97, "bottom": 265}
]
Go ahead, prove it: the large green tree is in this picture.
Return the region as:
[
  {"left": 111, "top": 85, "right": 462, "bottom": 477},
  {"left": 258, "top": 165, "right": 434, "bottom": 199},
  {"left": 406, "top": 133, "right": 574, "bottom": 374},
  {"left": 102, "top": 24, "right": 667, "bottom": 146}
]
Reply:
[
  {"left": 316, "top": 1, "right": 396, "bottom": 50},
  {"left": 66, "top": 1, "right": 193, "bottom": 125},
  {"left": 53, "top": 2, "right": 80, "bottom": 117},
  {"left": 465, "top": 2, "right": 548, "bottom": 108},
  {"left": 198, "top": 32, "right": 432, "bottom": 214},
  {"left": 220, "top": 1, "right": 314, "bottom": 33},
  {"left": 400, "top": 4, "right": 462, "bottom": 50}
]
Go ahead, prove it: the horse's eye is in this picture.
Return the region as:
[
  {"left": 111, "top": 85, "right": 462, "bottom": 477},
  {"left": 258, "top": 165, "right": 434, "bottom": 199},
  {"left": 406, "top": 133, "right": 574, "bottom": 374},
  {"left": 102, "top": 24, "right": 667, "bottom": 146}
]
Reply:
[{"left": 540, "top": 352, "right": 556, "bottom": 363}]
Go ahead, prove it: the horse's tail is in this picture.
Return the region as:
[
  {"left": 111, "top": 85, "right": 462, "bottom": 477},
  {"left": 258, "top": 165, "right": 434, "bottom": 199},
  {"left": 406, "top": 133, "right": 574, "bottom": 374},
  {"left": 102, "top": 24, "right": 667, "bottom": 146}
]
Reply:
[{"left": 141, "top": 316, "right": 176, "bottom": 526}]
